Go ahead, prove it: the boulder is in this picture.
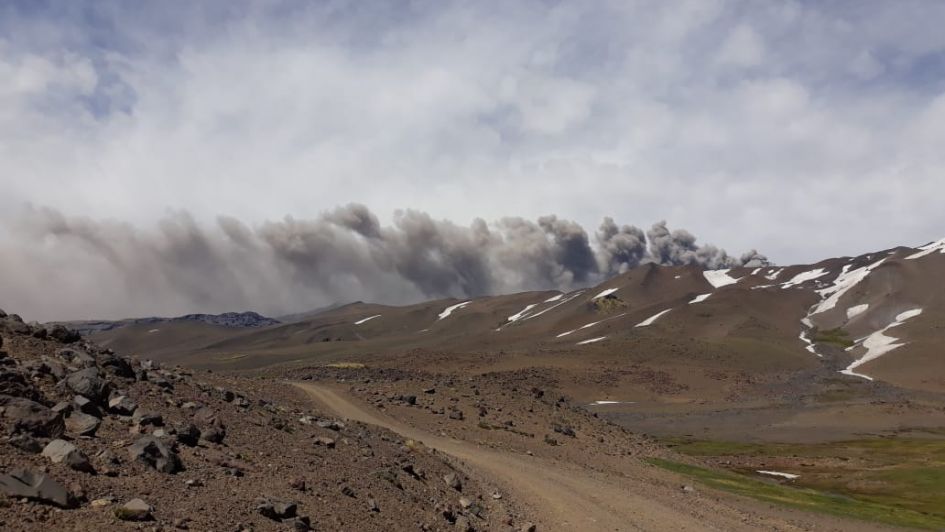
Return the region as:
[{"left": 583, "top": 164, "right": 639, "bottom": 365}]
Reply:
[
  {"left": 65, "top": 412, "right": 101, "bottom": 437},
  {"left": 115, "top": 498, "right": 153, "bottom": 521},
  {"left": 42, "top": 439, "right": 95, "bottom": 473},
  {"left": 73, "top": 395, "right": 101, "bottom": 416},
  {"left": 7, "top": 433, "right": 43, "bottom": 453},
  {"left": 98, "top": 354, "right": 135, "bottom": 378},
  {"left": 48, "top": 325, "right": 81, "bottom": 344},
  {"left": 0, "top": 468, "right": 74, "bottom": 508},
  {"left": 174, "top": 423, "right": 201, "bottom": 447},
  {"left": 0, "top": 370, "right": 37, "bottom": 399},
  {"left": 65, "top": 367, "right": 108, "bottom": 402},
  {"left": 108, "top": 395, "right": 137, "bottom": 415},
  {"left": 128, "top": 436, "right": 181, "bottom": 473},
  {"left": 0, "top": 396, "right": 65, "bottom": 438}
]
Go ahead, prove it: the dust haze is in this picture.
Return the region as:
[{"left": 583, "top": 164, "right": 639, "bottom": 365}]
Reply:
[{"left": 0, "top": 205, "right": 768, "bottom": 321}]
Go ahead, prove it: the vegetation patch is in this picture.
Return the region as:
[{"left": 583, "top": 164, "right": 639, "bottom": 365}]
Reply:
[
  {"left": 661, "top": 436, "right": 945, "bottom": 526},
  {"left": 647, "top": 458, "right": 945, "bottom": 529},
  {"left": 811, "top": 327, "right": 854, "bottom": 347}
]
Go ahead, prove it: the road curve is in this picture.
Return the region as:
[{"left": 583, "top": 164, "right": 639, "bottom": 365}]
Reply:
[{"left": 291, "top": 381, "right": 878, "bottom": 532}]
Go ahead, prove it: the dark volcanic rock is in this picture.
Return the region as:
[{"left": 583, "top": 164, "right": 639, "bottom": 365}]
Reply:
[
  {"left": 42, "top": 439, "right": 95, "bottom": 473},
  {"left": 128, "top": 436, "right": 182, "bottom": 474},
  {"left": 65, "top": 411, "right": 101, "bottom": 436},
  {"left": 0, "top": 468, "right": 74, "bottom": 508},
  {"left": 65, "top": 367, "right": 108, "bottom": 402},
  {"left": 48, "top": 325, "right": 81, "bottom": 344},
  {"left": 256, "top": 497, "right": 297, "bottom": 520},
  {"left": 0, "top": 396, "right": 65, "bottom": 438}
]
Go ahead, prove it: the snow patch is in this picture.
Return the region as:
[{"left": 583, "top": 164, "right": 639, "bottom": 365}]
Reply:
[
  {"left": 780, "top": 268, "right": 829, "bottom": 289},
  {"left": 507, "top": 304, "right": 538, "bottom": 323},
  {"left": 526, "top": 291, "right": 584, "bottom": 320},
  {"left": 841, "top": 308, "right": 924, "bottom": 380},
  {"left": 703, "top": 269, "right": 740, "bottom": 288},
  {"left": 764, "top": 268, "right": 784, "bottom": 280},
  {"left": 592, "top": 287, "right": 619, "bottom": 300},
  {"left": 751, "top": 267, "right": 762, "bottom": 275},
  {"left": 689, "top": 293, "right": 712, "bottom": 304},
  {"left": 905, "top": 238, "right": 945, "bottom": 260},
  {"left": 757, "top": 470, "right": 799, "bottom": 480},
  {"left": 148, "top": 329, "right": 159, "bottom": 334},
  {"left": 544, "top": 294, "right": 563, "bottom": 303},
  {"left": 438, "top": 301, "right": 470, "bottom": 320},
  {"left": 588, "top": 401, "right": 636, "bottom": 406},
  {"left": 576, "top": 336, "right": 606, "bottom": 345},
  {"left": 809, "top": 259, "right": 885, "bottom": 316},
  {"left": 555, "top": 313, "right": 627, "bottom": 338},
  {"left": 799, "top": 330, "right": 820, "bottom": 357},
  {"left": 635, "top": 309, "right": 672, "bottom": 327},
  {"left": 846, "top": 304, "right": 869, "bottom": 319},
  {"left": 354, "top": 314, "right": 381, "bottom": 325}
]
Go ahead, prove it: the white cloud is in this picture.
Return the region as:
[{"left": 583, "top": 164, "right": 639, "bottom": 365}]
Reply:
[{"left": 1, "top": 0, "right": 944, "bottom": 291}]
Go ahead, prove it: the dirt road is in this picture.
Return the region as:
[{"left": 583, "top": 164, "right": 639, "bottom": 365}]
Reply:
[{"left": 292, "top": 381, "right": 889, "bottom": 532}]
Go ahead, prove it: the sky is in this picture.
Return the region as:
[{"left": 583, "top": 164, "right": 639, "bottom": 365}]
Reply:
[{"left": 1, "top": 0, "right": 944, "bottom": 320}]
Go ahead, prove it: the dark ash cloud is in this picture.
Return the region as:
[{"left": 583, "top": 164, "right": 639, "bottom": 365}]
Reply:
[{"left": 1, "top": 205, "right": 768, "bottom": 320}]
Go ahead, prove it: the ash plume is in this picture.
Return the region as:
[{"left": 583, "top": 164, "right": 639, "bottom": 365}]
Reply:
[{"left": 0, "top": 205, "right": 768, "bottom": 320}]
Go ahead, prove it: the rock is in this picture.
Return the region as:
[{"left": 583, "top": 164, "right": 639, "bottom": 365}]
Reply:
[
  {"left": 315, "top": 419, "right": 344, "bottom": 431},
  {"left": 65, "top": 367, "right": 108, "bottom": 402},
  {"left": 256, "top": 497, "right": 297, "bottom": 520},
  {"left": 174, "top": 423, "right": 201, "bottom": 446},
  {"left": 0, "top": 397, "right": 65, "bottom": 438},
  {"left": 31, "top": 326, "right": 48, "bottom": 339},
  {"left": 200, "top": 424, "right": 226, "bottom": 444},
  {"left": 65, "top": 412, "right": 101, "bottom": 436},
  {"left": 314, "top": 436, "right": 335, "bottom": 448},
  {"left": 520, "top": 523, "right": 537, "bottom": 532},
  {"left": 42, "top": 439, "right": 95, "bottom": 473},
  {"left": 458, "top": 497, "right": 473, "bottom": 509},
  {"left": 73, "top": 395, "right": 101, "bottom": 416},
  {"left": 443, "top": 472, "right": 463, "bottom": 491},
  {"left": 55, "top": 347, "right": 95, "bottom": 366},
  {"left": 108, "top": 395, "right": 138, "bottom": 415},
  {"left": 543, "top": 435, "right": 558, "bottom": 446},
  {"left": 91, "top": 497, "right": 113, "bottom": 508},
  {"left": 48, "top": 325, "right": 81, "bottom": 344},
  {"left": 341, "top": 485, "right": 356, "bottom": 497},
  {"left": 368, "top": 498, "right": 379, "bottom": 512},
  {"left": 552, "top": 423, "right": 576, "bottom": 437},
  {"left": 132, "top": 410, "right": 163, "bottom": 427},
  {"left": 0, "top": 468, "right": 74, "bottom": 508},
  {"left": 0, "top": 369, "right": 36, "bottom": 399},
  {"left": 115, "top": 498, "right": 153, "bottom": 521},
  {"left": 423, "top": 387, "right": 436, "bottom": 394},
  {"left": 7, "top": 433, "right": 42, "bottom": 453},
  {"left": 448, "top": 409, "right": 464, "bottom": 421},
  {"left": 682, "top": 484, "right": 695, "bottom": 493},
  {"left": 454, "top": 515, "right": 474, "bottom": 531},
  {"left": 98, "top": 354, "right": 135, "bottom": 378},
  {"left": 289, "top": 477, "right": 306, "bottom": 491},
  {"left": 128, "top": 436, "right": 182, "bottom": 474},
  {"left": 288, "top": 516, "right": 312, "bottom": 531}
]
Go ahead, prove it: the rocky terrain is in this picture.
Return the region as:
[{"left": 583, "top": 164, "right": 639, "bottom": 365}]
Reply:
[
  {"left": 65, "top": 312, "right": 280, "bottom": 336},
  {"left": 0, "top": 309, "right": 530, "bottom": 531}
]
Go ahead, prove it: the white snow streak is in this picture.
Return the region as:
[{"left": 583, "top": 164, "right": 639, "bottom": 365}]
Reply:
[
  {"left": 526, "top": 291, "right": 584, "bottom": 320},
  {"left": 764, "top": 268, "right": 784, "bottom": 280},
  {"left": 437, "top": 301, "right": 470, "bottom": 320},
  {"left": 841, "top": 308, "right": 924, "bottom": 380},
  {"left": 635, "top": 309, "right": 672, "bottom": 327},
  {"left": 507, "top": 304, "right": 538, "bottom": 323},
  {"left": 780, "top": 268, "right": 829, "bottom": 289},
  {"left": 905, "top": 238, "right": 945, "bottom": 260},
  {"left": 576, "top": 336, "right": 606, "bottom": 345},
  {"left": 757, "top": 470, "right": 799, "bottom": 480},
  {"left": 544, "top": 294, "right": 564, "bottom": 303},
  {"left": 354, "top": 314, "right": 381, "bottom": 325},
  {"left": 703, "top": 269, "right": 740, "bottom": 288},
  {"left": 689, "top": 293, "right": 712, "bottom": 304},
  {"left": 592, "top": 287, "right": 619, "bottom": 300},
  {"left": 809, "top": 258, "right": 885, "bottom": 316},
  {"left": 846, "top": 304, "right": 869, "bottom": 319}
]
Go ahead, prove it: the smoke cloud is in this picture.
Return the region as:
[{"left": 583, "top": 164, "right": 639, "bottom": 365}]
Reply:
[{"left": 0, "top": 205, "right": 768, "bottom": 320}]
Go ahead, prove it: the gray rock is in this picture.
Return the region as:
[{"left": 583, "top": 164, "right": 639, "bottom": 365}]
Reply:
[
  {"left": 48, "top": 324, "right": 81, "bottom": 343},
  {"left": 256, "top": 497, "right": 297, "bottom": 520},
  {"left": 108, "top": 395, "right": 138, "bottom": 415},
  {"left": 0, "top": 468, "right": 74, "bottom": 508},
  {"left": 65, "top": 367, "right": 108, "bottom": 402},
  {"left": 7, "top": 433, "right": 42, "bottom": 453},
  {"left": 55, "top": 347, "right": 95, "bottom": 366},
  {"left": 0, "top": 396, "right": 65, "bottom": 438},
  {"left": 115, "top": 498, "right": 153, "bottom": 521},
  {"left": 174, "top": 422, "right": 201, "bottom": 447},
  {"left": 128, "top": 436, "right": 181, "bottom": 473},
  {"left": 65, "top": 411, "right": 101, "bottom": 436},
  {"left": 443, "top": 472, "right": 463, "bottom": 491},
  {"left": 42, "top": 439, "right": 95, "bottom": 473},
  {"left": 132, "top": 410, "right": 163, "bottom": 427}
]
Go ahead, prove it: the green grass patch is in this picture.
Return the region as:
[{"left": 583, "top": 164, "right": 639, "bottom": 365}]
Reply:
[
  {"left": 648, "top": 458, "right": 945, "bottom": 529},
  {"left": 811, "top": 327, "right": 854, "bottom": 348}
]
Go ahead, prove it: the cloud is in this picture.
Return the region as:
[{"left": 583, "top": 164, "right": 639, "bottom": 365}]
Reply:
[{"left": 1, "top": 0, "right": 944, "bottom": 312}]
